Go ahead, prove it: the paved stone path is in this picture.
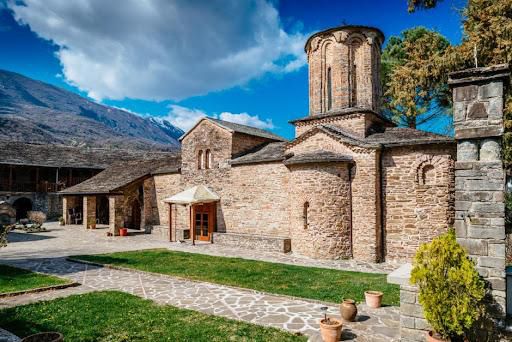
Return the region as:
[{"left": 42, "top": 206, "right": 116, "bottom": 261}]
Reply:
[
  {"left": 1, "top": 258, "right": 399, "bottom": 341},
  {"left": 1, "top": 223, "right": 400, "bottom": 341}
]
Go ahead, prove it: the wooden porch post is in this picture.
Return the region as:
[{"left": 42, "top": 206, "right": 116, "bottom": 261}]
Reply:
[
  {"left": 190, "top": 204, "right": 195, "bottom": 246},
  {"left": 169, "top": 203, "right": 173, "bottom": 242}
]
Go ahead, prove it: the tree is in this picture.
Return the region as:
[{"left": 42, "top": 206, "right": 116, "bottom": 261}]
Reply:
[
  {"left": 382, "top": 27, "right": 451, "bottom": 128},
  {"left": 407, "top": 0, "right": 442, "bottom": 12}
]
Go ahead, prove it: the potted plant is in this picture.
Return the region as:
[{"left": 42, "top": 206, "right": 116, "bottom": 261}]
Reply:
[
  {"left": 364, "top": 290, "right": 383, "bottom": 308},
  {"left": 340, "top": 298, "right": 357, "bottom": 322},
  {"left": 411, "top": 229, "right": 485, "bottom": 342},
  {"left": 119, "top": 227, "right": 128, "bottom": 236},
  {"left": 59, "top": 216, "right": 65, "bottom": 226},
  {"left": 319, "top": 306, "right": 342, "bottom": 342},
  {"left": 88, "top": 218, "right": 96, "bottom": 230}
]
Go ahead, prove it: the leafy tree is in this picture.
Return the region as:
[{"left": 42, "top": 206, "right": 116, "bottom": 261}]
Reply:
[
  {"left": 411, "top": 229, "right": 485, "bottom": 339},
  {"left": 407, "top": 0, "right": 442, "bottom": 12},
  {"left": 381, "top": 27, "right": 451, "bottom": 128}
]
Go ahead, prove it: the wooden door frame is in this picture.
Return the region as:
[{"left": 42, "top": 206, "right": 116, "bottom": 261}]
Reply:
[{"left": 192, "top": 202, "right": 216, "bottom": 243}]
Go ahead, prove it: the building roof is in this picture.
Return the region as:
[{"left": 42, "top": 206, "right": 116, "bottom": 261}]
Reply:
[
  {"left": 0, "top": 140, "right": 177, "bottom": 169},
  {"left": 60, "top": 157, "right": 179, "bottom": 195},
  {"left": 283, "top": 151, "right": 354, "bottom": 166},
  {"left": 163, "top": 185, "right": 220, "bottom": 204},
  {"left": 365, "top": 127, "right": 454, "bottom": 147},
  {"left": 230, "top": 142, "right": 288, "bottom": 166},
  {"left": 289, "top": 107, "right": 396, "bottom": 127},
  {"left": 304, "top": 25, "right": 385, "bottom": 52},
  {"left": 180, "top": 117, "right": 287, "bottom": 142}
]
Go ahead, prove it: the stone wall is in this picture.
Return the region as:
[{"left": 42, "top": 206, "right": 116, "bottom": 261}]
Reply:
[
  {"left": 109, "top": 195, "right": 124, "bottom": 235},
  {"left": 382, "top": 145, "right": 456, "bottom": 262},
  {"left": 287, "top": 130, "right": 381, "bottom": 262},
  {"left": 231, "top": 132, "right": 274, "bottom": 157},
  {"left": 213, "top": 232, "right": 291, "bottom": 253},
  {"left": 83, "top": 195, "right": 96, "bottom": 229},
  {"left": 288, "top": 162, "right": 352, "bottom": 259},
  {"left": 294, "top": 113, "right": 367, "bottom": 137},
  {"left": 450, "top": 65, "right": 509, "bottom": 317}
]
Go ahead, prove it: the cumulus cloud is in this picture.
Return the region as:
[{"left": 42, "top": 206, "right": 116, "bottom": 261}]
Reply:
[
  {"left": 163, "top": 105, "right": 274, "bottom": 132},
  {"left": 9, "top": 0, "right": 308, "bottom": 101}
]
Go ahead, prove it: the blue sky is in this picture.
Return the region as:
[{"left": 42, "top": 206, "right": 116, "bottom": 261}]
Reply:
[{"left": 0, "top": 0, "right": 466, "bottom": 139}]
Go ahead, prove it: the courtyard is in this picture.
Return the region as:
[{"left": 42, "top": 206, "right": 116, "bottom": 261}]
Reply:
[{"left": 0, "top": 222, "right": 400, "bottom": 341}]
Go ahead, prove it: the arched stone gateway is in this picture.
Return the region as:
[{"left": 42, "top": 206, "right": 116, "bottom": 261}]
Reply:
[{"left": 12, "top": 197, "right": 32, "bottom": 221}]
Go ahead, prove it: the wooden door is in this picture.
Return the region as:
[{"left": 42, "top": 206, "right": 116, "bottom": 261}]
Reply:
[{"left": 193, "top": 203, "right": 214, "bottom": 241}]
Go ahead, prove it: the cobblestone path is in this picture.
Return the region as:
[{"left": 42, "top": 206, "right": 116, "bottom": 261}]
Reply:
[{"left": 1, "top": 258, "right": 399, "bottom": 342}]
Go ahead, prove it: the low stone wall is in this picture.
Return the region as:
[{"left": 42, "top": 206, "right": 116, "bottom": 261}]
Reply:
[
  {"left": 149, "top": 225, "right": 169, "bottom": 240},
  {"left": 212, "top": 232, "right": 291, "bottom": 253},
  {"left": 399, "top": 284, "right": 430, "bottom": 341}
]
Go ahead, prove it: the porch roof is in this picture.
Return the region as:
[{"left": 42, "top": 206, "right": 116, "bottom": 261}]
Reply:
[{"left": 163, "top": 185, "right": 220, "bottom": 204}]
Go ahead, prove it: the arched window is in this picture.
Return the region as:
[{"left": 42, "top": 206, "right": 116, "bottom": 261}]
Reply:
[
  {"left": 327, "top": 67, "right": 332, "bottom": 111},
  {"left": 205, "top": 149, "right": 212, "bottom": 169},
  {"left": 348, "top": 38, "right": 363, "bottom": 107},
  {"left": 197, "top": 150, "right": 203, "bottom": 170},
  {"left": 303, "top": 202, "right": 309, "bottom": 229},
  {"left": 422, "top": 165, "right": 435, "bottom": 186}
]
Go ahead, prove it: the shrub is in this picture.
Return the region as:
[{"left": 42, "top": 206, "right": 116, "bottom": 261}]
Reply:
[
  {"left": 410, "top": 229, "right": 485, "bottom": 340},
  {"left": 27, "top": 211, "right": 47, "bottom": 225},
  {"left": 0, "top": 224, "right": 11, "bottom": 248}
]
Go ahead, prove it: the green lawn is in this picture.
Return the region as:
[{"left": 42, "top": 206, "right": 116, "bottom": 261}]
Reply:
[
  {"left": 0, "top": 291, "right": 305, "bottom": 342},
  {"left": 0, "top": 264, "right": 70, "bottom": 295},
  {"left": 73, "top": 249, "right": 399, "bottom": 306}
]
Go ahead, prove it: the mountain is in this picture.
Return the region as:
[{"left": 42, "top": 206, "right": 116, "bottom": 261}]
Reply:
[{"left": 0, "top": 69, "right": 184, "bottom": 150}]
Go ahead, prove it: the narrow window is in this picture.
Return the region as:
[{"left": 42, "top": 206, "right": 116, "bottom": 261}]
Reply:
[
  {"left": 303, "top": 202, "right": 309, "bottom": 229},
  {"left": 327, "top": 67, "right": 332, "bottom": 111},
  {"left": 205, "top": 149, "right": 211, "bottom": 169},
  {"left": 421, "top": 165, "right": 435, "bottom": 186},
  {"left": 197, "top": 150, "right": 203, "bottom": 170}
]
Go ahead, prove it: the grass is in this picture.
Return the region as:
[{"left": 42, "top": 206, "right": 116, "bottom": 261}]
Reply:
[
  {"left": 0, "top": 291, "right": 305, "bottom": 342},
  {"left": 0, "top": 264, "right": 70, "bottom": 295},
  {"left": 73, "top": 249, "right": 400, "bottom": 306}
]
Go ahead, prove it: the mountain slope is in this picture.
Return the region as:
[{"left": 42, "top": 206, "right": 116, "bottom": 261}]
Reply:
[{"left": 0, "top": 69, "right": 183, "bottom": 150}]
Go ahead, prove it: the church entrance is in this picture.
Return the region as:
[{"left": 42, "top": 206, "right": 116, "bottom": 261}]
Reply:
[{"left": 193, "top": 203, "right": 215, "bottom": 241}]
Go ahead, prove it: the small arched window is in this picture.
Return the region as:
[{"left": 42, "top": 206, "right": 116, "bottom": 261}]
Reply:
[
  {"left": 197, "top": 150, "right": 204, "bottom": 170},
  {"left": 422, "top": 165, "right": 435, "bottom": 186},
  {"left": 327, "top": 67, "right": 332, "bottom": 111},
  {"left": 205, "top": 149, "right": 211, "bottom": 169},
  {"left": 303, "top": 202, "right": 309, "bottom": 229}
]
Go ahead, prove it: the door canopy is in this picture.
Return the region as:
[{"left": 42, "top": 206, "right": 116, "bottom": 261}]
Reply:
[{"left": 163, "top": 185, "right": 220, "bottom": 205}]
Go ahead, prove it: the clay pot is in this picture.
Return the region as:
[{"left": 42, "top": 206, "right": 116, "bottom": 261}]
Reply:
[
  {"left": 319, "top": 317, "right": 342, "bottom": 342},
  {"left": 340, "top": 299, "right": 357, "bottom": 322},
  {"left": 364, "top": 291, "right": 383, "bottom": 308},
  {"left": 426, "top": 331, "right": 450, "bottom": 342},
  {"left": 119, "top": 228, "right": 128, "bottom": 236},
  {"left": 21, "top": 332, "right": 63, "bottom": 342}
]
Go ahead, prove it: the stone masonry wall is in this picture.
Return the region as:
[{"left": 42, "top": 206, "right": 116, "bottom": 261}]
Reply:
[
  {"left": 288, "top": 162, "right": 352, "bottom": 259},
  {"left": 287, "top": 131, "right": 381, "bottom": 262},
  {"left": 231, "top": 132, "right": 274, "bottom": 157},
  {"left": 295, "top": 113, "right": 366, "bottom": 138},
  {"left": 83, "top": 195, "right": 96, "bottom": 229},
  {"left": 382, "top": 145, "right": 456, "bottom": 262}
]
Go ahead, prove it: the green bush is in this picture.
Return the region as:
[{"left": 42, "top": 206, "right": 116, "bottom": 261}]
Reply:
[{"left": 410, "top": 229, "right": 485, "bottom": 340}]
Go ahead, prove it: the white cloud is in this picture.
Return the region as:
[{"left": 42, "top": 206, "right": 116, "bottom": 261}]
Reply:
[
  {"left": 9, "top": 0, "right": 308, "bottom": 101},
  {"left": 218, "top": 112, "right": 273, "bottom": 129},
  {"left": 162, "top": 105, "right": 274, "bottom": 132}
]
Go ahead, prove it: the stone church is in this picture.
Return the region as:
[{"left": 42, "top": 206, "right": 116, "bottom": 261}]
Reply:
[{"left": 62, "top": 25, "right": 456, "bottom": 263}]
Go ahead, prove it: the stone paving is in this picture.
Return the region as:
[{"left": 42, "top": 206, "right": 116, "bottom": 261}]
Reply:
[{"left": 0, "top": 223, "right": 400, "bottom": 341}]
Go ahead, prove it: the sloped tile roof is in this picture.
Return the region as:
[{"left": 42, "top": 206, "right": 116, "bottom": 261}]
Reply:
[
  {"left": 283, "top": 150, "right": 354, "bottom": 165},
  {"left": 230, "top": 142, "right": 288, "bottom": 165},
  {"left": 60, "top": 157, "right": 179, "bottom": 195},
  {"left": 0, "top": 140, "right": 177, "bottom": 169},
  {"left": 365, "top": 127, "right": 454, "bottom": 147}
]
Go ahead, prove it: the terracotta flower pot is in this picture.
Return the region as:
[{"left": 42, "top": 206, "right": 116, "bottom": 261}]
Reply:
[
  {"left": 340, "top": 299, "right": 357, "bottom": 322},
  {"left": 426, "top": 331, "right": 450, "bottom": 342},
  {"left": 21, "top": 332, "right": 63, "bottom": 342},
  {"left": 319, "top": 318, "right": 342, "bottom": 342},
  {"left": 119, "top": 228, "right": 128, "bottom": 236},
  {"left": 364, "top": 290, "right": 383, "bottom": 308}
]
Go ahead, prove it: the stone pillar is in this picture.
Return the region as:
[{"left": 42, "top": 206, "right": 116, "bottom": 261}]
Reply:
[
  {"left": 449, "top": 64, "right": 509, "bottom": 317},
  {"left": 62, "top": 196, "right": 69, "bottom": 225},
  {"left": 109, "top": 195, "right": 124, "bottom": 236},
  {"left": 83, "top": 195, "right": 96, "bottom": 229}
]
